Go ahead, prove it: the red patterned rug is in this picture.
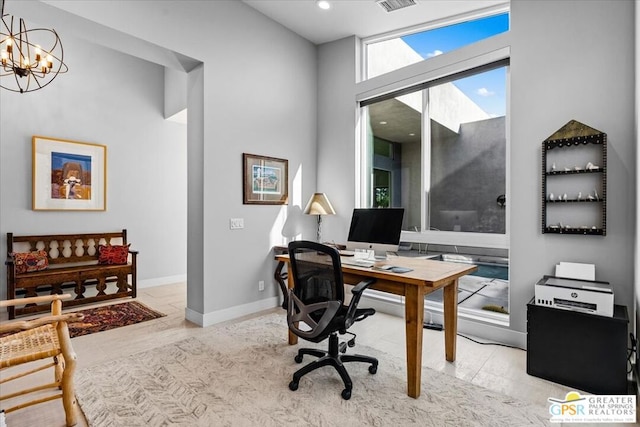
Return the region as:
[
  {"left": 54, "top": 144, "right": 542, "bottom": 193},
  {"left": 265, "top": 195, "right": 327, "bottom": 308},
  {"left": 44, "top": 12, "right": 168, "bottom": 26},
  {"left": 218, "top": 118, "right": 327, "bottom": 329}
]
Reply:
[{"left": 68, "top": 301, "right": 166, "bottom": 338}]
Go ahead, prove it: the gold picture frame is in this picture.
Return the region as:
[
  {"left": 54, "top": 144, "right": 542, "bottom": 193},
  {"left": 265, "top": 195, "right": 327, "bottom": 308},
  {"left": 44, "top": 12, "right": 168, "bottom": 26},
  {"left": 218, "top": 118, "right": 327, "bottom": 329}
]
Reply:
[
  {"left": 242, "top": 153, "right": 288, "bottom": 205},
  {"left": 32, "top": 136, "right": 107, "bottom": 211}
]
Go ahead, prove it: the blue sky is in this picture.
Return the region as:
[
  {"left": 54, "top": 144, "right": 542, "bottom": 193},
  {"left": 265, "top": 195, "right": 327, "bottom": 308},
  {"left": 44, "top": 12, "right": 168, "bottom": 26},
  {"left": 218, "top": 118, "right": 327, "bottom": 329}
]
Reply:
[{"left": 402, "top": 13, "right": 509, "bottom": 117}]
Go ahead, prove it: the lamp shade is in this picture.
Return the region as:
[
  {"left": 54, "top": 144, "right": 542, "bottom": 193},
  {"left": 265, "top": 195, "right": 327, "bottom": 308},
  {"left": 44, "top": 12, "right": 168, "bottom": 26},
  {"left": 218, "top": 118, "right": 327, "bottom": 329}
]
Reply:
[{"left": 303, "top": 193, "right": 336, "bottom": 216}]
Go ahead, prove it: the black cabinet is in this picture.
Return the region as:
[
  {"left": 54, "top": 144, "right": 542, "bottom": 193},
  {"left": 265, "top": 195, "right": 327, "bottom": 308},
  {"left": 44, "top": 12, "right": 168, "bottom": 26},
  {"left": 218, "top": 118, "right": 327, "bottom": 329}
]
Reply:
[{"left": 527, "top": 300, "right": 628, "bottom": 395}]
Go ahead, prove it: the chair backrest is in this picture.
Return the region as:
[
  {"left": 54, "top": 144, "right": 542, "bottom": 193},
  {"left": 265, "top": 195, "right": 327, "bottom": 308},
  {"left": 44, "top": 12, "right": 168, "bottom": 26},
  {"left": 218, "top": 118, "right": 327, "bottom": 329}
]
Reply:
[{"left": 287, "top": 241, "right": 344, "bottom": 341}]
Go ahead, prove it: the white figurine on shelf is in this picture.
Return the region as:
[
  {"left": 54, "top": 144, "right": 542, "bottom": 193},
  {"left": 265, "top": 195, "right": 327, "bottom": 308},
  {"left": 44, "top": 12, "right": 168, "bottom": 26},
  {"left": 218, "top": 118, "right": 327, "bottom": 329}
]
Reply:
[
  {"left": 577, "top": 191, "right": 583, "bottom": 200},
  {"left": 551, "top": 162, "right": 556, "bottom": 172},
  {"left": 562, "top": 193, "right": 568, "bottom": 200},
  {"left": 549, "top": 193, "right": 555, "bottom": 201},
  {"left": 586, "top": 161, "right": 600, "bottom": 170},
  {"left": 594, "top": 188, "right": 599, "bottom": 200}
]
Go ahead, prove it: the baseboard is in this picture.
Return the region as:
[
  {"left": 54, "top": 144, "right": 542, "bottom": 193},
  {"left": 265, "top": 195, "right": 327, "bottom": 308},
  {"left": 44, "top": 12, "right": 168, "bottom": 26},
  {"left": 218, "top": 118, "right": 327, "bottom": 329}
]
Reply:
[
  {"left": 181, "top": 286, "right": 525, "bottom": 348},
  {"left": 138, "top": 274, "right": 187, "bottom": 289},
  {"left": 186, "top": 296, "right": 280, "bottom": 327}
]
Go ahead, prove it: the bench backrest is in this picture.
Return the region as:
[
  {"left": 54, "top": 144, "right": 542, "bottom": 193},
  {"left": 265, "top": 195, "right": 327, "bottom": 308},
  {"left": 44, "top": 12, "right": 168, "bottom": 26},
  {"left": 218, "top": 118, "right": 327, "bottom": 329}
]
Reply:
[{"left": 7, "top": 230, "right": 128, "bottom": 265}]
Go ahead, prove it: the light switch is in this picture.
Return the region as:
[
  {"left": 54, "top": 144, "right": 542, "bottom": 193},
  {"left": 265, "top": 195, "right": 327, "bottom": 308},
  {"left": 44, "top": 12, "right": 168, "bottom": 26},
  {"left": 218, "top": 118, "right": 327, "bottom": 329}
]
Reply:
[{"left": 229, "top": 218, "right": 244, "bottom": 229}]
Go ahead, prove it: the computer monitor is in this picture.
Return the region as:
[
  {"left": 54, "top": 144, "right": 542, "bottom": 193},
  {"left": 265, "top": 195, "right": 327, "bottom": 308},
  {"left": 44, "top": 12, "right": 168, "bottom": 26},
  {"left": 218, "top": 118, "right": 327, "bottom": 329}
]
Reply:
[{"left": 346, "top": 208, "right": 405, "bottom": 259}]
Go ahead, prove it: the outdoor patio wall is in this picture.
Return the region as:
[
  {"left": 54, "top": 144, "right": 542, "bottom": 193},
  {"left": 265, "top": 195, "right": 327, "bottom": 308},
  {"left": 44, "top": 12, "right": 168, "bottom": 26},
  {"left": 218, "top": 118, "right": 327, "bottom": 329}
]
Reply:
[
  {"left": 317, "top": 0, "right": 636, "bottom": 340},
  {"left": 0, "top": 31, "right": 188, "bottom": 300}
]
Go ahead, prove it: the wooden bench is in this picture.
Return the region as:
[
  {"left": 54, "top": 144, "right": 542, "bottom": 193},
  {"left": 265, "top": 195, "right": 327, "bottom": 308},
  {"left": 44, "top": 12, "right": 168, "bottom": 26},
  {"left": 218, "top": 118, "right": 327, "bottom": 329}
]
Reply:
[{"left": 5, "top": 230, "right": 137, "bottom": 319}]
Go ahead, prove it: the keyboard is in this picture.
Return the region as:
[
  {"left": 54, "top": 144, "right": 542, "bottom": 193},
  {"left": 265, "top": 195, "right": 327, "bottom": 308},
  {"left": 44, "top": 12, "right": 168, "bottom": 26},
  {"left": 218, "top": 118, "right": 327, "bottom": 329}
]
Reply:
[{"left": 341, "top": 258, "right": 375, "bottom": 268}]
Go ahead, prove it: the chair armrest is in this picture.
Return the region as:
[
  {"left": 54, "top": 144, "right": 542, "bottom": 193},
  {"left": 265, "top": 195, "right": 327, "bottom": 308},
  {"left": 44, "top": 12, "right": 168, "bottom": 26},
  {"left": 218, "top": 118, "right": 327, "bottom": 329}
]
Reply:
[
  {"left": 0, "top": 293, "right": 72, "bottom": 308},
  {"left": 344, "top": 278, "right": 376, "bottom": 328},
  {"left": 0, "top": 312, "right": 84, "bottom": 334}
]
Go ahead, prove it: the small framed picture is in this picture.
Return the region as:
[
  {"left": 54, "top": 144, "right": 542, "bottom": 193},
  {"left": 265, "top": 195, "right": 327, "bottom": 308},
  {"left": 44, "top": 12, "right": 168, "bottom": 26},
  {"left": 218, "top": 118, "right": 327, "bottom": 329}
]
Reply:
[
  {"left": 32, "top": 136, "right": 107, "bottom": 211},
  {"left": 242, "top": 153, "right": 288, "bottom": 205}
]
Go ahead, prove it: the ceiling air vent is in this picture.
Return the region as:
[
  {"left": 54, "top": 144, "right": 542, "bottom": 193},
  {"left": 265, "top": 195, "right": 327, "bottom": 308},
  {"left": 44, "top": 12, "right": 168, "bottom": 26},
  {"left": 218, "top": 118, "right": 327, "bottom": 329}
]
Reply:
[{"left": 376, "top": 0, "right": 417, "bottom": 13}]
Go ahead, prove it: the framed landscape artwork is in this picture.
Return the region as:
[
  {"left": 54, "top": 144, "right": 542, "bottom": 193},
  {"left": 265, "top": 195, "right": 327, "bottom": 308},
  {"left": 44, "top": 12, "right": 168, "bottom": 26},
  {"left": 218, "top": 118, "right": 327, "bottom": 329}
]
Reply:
[
  {"left": 32, "top": 136, "right": 107, "bottom": 211},
  {"left": 242, "top": 153, "right": 288, "bottom": 205}
]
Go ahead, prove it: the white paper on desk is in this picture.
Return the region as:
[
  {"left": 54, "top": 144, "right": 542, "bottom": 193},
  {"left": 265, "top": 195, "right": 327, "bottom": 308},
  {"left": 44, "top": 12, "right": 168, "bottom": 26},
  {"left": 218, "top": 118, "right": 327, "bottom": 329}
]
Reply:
[{"left": 555, "top": 262, "right": 595, "bottom": 281}]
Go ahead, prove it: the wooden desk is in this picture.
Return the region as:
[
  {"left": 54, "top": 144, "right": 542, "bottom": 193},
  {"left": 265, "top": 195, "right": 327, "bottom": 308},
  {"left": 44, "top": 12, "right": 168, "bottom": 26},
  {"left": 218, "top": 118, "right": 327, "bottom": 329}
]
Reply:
[{"left": 275, "top": 254, "right": 477, "bottom": 398}]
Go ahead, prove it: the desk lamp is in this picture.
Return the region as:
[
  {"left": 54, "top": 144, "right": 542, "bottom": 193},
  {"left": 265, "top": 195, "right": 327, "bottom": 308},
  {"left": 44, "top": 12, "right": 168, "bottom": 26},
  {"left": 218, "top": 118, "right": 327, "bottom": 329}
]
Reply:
[{"left": 303, "top": 193, "right": 336, "bottom": 243}]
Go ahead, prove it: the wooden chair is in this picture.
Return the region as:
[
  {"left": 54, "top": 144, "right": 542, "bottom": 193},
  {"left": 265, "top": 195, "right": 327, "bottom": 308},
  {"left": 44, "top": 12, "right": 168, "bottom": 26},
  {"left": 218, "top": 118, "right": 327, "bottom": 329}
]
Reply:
[{"left": 0, "top": 294, "right": 84, "bottom": 426}]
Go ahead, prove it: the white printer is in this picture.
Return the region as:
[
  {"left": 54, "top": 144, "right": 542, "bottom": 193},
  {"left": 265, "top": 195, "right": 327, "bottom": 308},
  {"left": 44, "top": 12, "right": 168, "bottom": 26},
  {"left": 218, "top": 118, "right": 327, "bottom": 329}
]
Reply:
[{"left": 534, "top": 275, "right": 614, "bottom": 317}]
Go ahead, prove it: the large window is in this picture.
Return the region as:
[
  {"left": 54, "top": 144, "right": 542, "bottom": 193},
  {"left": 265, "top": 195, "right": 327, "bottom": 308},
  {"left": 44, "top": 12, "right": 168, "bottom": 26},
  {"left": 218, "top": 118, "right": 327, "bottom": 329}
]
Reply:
[
  {"left": 360, "top": 11, "right": 509, "bottom": 249},
  {"left": 361, "top": 65, "right": 507, "bottom": 240}
]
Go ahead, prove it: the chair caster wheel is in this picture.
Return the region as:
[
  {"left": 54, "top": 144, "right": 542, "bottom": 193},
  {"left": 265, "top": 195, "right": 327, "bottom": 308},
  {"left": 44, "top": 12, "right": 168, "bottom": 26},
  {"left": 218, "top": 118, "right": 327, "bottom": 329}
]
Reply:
[
  {"left": 341, "top": 388, "right": 351, "bottom": 400},
  {"left": 289, "top": 381, "right": 299, "bottom": 391},
  {"left": 347, "top": 339, "right": 356, "bottom": 347},
  {"left": 294, "top": 355, "right": 303, "bottom": 363},
  {"left": 369, "top": 364, "right": 378, "bottom": 374}
]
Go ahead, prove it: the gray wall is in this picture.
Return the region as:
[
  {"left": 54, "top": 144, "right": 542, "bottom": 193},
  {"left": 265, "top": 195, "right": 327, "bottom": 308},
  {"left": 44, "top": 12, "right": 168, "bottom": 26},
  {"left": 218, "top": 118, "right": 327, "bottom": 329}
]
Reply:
[
  {"left": 0, "top": 1, "right": 318, "bottom": 323},
  {"left": 316, "top": 36, "right": 359, "bottom": 243},
  {"left": 2, "top": 1, "right": 635, "bottom": 341},
  {"left": 636, "top": 0, "right": 639, "bottom": 367},
  {"left": 21, "top": 0, "right": 319, "bottom": 323},
  {"left": 509, "top": 0, "right": 635, "bottom": 333},
  {"left": 0, "top": 32, "right": 188, "bottom": 300},
  {"left": 317, "top": 0, "right": 636, "bottom": 339}
]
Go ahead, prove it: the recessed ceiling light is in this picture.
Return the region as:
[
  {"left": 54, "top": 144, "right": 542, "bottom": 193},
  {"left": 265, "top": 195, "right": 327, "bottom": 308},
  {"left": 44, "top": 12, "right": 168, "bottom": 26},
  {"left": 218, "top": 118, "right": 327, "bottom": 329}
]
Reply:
[
  {"left": 379, "top": 121, "right": 387, "bottom": 125},
  {"left": 317, "top": 1, "right": 331, "bottom": 10}
]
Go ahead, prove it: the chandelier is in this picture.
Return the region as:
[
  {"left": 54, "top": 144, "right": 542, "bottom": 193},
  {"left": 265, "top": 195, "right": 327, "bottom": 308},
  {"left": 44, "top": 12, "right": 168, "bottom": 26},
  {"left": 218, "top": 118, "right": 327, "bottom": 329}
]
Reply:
[{"left": 0, "top": 1, "right": 68, "bottom": 93}]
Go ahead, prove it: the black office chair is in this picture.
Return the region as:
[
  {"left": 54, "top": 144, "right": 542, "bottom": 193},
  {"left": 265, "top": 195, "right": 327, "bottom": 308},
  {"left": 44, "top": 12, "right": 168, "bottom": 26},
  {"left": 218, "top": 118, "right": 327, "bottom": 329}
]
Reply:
[{"left": 286, "top": 240, "right": 378, "bottom": 400}]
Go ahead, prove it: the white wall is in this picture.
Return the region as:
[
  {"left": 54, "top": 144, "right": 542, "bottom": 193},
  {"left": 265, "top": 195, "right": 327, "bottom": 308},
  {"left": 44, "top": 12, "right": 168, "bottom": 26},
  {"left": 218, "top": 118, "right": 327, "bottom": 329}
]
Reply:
[
  {"left": 317, "top": 0, "right": 636, "bottom": 342},
  {"left": 0, "top": 32, "right": 188, "bottom": 300},
  {"left": 22, "top": 1, "right": 319, "bottom": 323}
]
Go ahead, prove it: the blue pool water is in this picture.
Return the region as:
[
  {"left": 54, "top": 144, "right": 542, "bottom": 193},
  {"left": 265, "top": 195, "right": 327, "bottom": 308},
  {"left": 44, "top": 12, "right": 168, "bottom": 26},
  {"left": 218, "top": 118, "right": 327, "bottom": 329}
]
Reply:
[{"left": 471, "top": 264, "right": 509, "bottom": 280}]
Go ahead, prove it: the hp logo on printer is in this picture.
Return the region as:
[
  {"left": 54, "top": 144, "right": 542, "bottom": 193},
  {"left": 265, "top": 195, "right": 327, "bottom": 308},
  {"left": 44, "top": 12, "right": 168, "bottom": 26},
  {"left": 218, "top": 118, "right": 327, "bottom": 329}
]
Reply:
[{"left": 571, "top": 292, "right": 578, "bottom": 298}]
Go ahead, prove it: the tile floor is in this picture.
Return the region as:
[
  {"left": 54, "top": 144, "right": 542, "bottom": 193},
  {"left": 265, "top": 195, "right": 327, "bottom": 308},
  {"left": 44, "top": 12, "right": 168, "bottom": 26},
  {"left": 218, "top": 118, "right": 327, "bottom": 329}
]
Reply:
[{"left": 0, "top": 283, "right": 633, "bottom": 427}]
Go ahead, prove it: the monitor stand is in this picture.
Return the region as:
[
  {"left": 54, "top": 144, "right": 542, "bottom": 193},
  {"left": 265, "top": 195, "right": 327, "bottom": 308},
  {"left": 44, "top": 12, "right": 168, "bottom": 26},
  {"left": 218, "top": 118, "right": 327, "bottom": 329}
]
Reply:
[{"left": 373, "top": 250, "right": 388, "bottom": 260}]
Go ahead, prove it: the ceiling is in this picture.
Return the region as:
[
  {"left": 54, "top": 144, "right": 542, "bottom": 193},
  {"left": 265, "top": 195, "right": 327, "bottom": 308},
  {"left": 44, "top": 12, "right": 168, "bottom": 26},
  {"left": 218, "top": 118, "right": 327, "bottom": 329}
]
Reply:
[{"left": 242, "top": 0, "right": 508, "bottom": 45}]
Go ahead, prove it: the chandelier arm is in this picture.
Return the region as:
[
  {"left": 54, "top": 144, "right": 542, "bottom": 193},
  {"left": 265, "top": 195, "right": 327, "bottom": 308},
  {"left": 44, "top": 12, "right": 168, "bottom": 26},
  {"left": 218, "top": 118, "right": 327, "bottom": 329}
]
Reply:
[{"left": 0, "top": 3, "right": 67, "bottom": 93}]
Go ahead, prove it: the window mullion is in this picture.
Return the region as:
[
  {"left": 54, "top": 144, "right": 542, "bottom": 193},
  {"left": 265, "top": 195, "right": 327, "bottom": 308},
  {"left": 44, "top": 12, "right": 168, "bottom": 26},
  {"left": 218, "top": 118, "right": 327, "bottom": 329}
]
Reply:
[{"left": 422, "top": 88, "right": 430, "bottom": 233}]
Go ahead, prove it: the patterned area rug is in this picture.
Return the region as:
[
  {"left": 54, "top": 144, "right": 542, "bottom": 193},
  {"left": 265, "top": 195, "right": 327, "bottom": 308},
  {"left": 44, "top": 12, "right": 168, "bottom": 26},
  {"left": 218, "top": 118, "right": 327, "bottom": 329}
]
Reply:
[
  {"left": 76, "top": 313, "right": 550, "bottom": 426},
  {"left": 68, "top": 301, "right": 165, "bottom": 337}
]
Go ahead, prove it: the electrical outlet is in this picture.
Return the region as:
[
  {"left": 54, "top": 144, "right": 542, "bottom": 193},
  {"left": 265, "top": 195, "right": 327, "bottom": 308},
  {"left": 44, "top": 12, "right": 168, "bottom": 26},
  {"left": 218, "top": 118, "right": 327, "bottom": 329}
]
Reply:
[
  {"left": 258, "top": 280, "right": 265, "bottom": 291},
  {"left": 229, "top": 218, "right": 244, "bottom": 229}
]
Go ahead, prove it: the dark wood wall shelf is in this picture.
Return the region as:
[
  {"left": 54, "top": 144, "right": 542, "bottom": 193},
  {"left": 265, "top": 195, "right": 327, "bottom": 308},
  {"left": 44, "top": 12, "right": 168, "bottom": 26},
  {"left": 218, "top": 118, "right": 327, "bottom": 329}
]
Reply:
[{"left": 541, "top": 120, "right": 607, "bottom": 235}]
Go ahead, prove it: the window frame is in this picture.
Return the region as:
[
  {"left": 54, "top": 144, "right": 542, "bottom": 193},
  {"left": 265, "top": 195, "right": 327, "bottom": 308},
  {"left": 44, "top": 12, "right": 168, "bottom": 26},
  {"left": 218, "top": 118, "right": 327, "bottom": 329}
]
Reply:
[
  {"left": 360, "top": 4, "right": 510, "bottom": 82},
  {"left": 357, "top": 21, "right": 511, "bottom": 250}
]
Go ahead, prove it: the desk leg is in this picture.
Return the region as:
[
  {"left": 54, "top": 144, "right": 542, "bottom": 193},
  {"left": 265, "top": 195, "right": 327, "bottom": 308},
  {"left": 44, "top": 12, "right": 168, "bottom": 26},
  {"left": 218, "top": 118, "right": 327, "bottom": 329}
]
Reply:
[
  {"left": 443, "top": 278, "right": 458, "bottom": 362},
  {"left": 286, "top": 264, "right": 298, "bottom": 345},
  {"left": 274, "top": 260, "right": 288, "bottom": 310},
  {"left": 405, "top": 284, "right": 425, "bottom": 398}
]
